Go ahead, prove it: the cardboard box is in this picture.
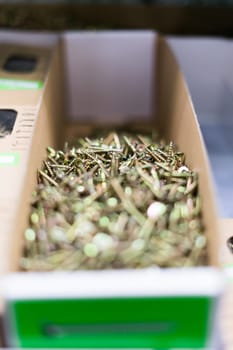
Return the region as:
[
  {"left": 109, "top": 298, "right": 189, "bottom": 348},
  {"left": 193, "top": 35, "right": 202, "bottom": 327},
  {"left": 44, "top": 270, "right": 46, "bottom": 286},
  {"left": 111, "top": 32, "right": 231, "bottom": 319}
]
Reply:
[
  {"left": 0, "top": 32, "right": 57, "bottom": 276},
  {"left": 0, "top": 43, "right": 52, "bottom": 149},
  {"left": 1, "top": 31, "right": 223, "bottom": 349},
  {"left": 0, "top": 44, "right": 51, "bottom": 104}
]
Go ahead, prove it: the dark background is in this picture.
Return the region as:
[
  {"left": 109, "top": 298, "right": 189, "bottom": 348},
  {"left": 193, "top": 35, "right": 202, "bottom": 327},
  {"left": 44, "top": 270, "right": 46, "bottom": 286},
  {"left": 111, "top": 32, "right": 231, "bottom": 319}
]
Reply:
[{"left": 0, "top": 0, "right": 232, "bottom": 36}]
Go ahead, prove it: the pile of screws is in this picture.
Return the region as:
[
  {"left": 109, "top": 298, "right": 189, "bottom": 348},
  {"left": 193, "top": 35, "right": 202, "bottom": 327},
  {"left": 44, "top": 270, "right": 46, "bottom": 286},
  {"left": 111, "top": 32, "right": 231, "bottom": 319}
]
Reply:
[{"left": 20, "top": 131, "right": 207, "bottom": 271}]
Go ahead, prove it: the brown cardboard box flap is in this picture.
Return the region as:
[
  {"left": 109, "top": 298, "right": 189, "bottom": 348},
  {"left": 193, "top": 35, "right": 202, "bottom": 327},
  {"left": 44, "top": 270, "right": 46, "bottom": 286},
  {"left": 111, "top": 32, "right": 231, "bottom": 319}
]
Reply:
[{"left": 157, "top": 36, "right": 219, "bottom": 266}]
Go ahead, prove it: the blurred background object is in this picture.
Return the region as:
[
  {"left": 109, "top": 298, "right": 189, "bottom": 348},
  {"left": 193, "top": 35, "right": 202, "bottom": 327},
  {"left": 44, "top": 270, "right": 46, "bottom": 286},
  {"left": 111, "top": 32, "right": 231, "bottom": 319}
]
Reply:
[{"left": 0, "top": 0, "right": 232, "bottom": 35}]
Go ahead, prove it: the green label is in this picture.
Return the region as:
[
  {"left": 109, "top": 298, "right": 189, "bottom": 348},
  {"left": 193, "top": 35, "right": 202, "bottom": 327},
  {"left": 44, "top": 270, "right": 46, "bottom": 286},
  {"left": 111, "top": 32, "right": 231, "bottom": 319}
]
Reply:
[
  {"left": 0, "top": 152, "right": 20, "bottom": 166},
  {"left": 8, "top": 296, "right": 212, "bottom": 348},
  {"left": 0, "top": 78, "right": 43, "bottom": 90}
]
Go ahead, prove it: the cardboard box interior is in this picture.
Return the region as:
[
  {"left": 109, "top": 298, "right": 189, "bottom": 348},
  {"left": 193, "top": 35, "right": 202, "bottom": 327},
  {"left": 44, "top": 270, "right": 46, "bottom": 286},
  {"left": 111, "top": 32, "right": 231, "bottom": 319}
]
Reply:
[
  {"left": 0, "top": 30, "right": 230, "bottom": 349},
  {"left": 0, "top": 30, "right": 223, "bottom": 349},
  {"left": 6, "top": 31, "right": 220, "bottom": 272}
]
